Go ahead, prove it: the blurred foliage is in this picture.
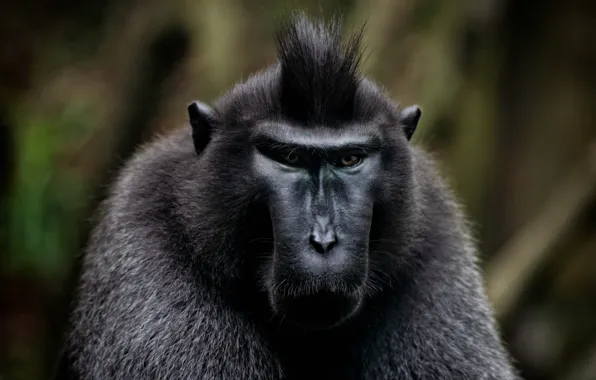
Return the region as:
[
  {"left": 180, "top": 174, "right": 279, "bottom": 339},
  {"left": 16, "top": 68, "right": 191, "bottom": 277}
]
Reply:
[
  {"left": 0, "top": 1, "right": 595, "bottom": 380},
  {"left": 6, "top": 104, "right": 94, "bottom": 279}
]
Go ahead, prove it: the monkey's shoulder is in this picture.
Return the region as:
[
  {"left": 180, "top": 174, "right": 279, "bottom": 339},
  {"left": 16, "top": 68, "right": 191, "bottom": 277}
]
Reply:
[{"left": 99, "top": 128, "right": 194, "bottom": 212}]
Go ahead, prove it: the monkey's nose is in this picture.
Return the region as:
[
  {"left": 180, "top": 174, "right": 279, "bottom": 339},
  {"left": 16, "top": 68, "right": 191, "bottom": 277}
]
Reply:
[{"left": 309, "top": 218, "right": 337, "bottom": 254}]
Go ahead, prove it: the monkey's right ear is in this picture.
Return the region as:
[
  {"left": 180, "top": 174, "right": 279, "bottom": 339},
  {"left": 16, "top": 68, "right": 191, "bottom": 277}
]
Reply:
[
  {"left": 188, "top": 101, "right": 216, "bottom": 155},
  {"left": 399, "top": 105, "right": 422, "bottom": 141}
]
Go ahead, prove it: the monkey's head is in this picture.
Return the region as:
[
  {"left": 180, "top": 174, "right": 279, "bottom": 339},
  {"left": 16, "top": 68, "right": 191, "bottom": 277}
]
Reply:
[{"left": 187, "top": 15, "right": 421, "bottom": 330}]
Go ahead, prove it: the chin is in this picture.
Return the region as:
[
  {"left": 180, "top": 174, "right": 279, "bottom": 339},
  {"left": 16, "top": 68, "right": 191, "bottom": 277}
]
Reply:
[{"left": 269, "top": 288, "right": 364, "bottom": 330}]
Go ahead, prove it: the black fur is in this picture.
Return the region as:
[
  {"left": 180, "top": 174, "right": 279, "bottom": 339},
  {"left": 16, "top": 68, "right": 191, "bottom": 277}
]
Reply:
[
  {"left": 56, "top": 13, "right": 519, "bottom": 380},
  {"left": 276, "top": 14, "right": 363, "bottom": 125}
]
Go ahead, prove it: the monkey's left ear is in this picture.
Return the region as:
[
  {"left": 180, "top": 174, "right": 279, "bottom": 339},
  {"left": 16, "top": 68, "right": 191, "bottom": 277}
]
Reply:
[
  {"left": 188, "top": 101, "right": 216, "bottom": 155},
  {"left": 399, "top": 105, "right": 421, "bottom": 141}
]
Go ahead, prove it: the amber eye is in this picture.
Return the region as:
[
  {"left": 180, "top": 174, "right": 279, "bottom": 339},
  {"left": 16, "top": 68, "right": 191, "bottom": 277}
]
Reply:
[
  {"left": 283, "top": 151, "right": 300, "bottom": 165},
  {"left": 335, "top": 155, "right": 363, "bottom": 168}
]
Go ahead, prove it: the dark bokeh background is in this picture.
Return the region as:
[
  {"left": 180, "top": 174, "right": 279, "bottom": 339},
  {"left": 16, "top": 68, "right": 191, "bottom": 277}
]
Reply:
[{"left": 1, "top": 1, "right": 595, "bottom": 379}]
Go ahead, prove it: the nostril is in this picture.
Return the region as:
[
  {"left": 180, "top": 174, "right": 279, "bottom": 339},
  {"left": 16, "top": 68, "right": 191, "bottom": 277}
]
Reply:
[{"left": 309, "top": 232, "right": 337, "bottom": 254}]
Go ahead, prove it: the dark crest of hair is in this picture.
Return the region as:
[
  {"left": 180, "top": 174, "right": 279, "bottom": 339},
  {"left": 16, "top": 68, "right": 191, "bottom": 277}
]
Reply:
[{"left": 275, "top": 13, "right": 364, "bottom": 126}]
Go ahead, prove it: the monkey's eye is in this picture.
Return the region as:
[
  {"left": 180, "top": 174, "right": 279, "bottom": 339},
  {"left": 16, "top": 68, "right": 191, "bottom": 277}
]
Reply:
[
  {"left": 332, "top": 155, "right": 364, "bottom": 168},
  {"left": 283, "top": 151, "right": 300, "bottom": 165},
  {"left": 274, "top": 149, "right": 308, "bottom": 167}
]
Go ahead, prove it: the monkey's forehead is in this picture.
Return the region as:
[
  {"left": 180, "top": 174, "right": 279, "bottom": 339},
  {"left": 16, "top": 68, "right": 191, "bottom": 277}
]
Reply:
[{"left": 253, "top": 121, "right": 384, "bottom": 145}]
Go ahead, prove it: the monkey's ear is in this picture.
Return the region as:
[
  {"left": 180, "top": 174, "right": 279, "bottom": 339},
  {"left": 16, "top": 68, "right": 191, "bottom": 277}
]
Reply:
[
  {"left": 399, "top": 105, "right": 421, "bottom": 141},
  {"left": 188, "top": 101, "right": 216, "bottom": 155}
]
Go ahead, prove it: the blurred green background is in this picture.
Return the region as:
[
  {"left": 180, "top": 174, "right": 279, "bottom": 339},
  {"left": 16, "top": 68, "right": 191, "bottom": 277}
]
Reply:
[{"left": 1, "top": 1, "right": 595, "bottom": 379}]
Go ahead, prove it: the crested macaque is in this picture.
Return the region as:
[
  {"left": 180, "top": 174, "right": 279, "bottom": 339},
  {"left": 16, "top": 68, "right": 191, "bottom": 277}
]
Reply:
[{"left": 56, "top": 13, "right": 519, "bottom": 380}]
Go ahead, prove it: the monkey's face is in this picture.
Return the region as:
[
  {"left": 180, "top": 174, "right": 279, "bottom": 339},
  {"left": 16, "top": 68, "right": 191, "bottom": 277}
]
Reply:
[{"left": 251, "top": 123, "right": 385, "bottom": 329}]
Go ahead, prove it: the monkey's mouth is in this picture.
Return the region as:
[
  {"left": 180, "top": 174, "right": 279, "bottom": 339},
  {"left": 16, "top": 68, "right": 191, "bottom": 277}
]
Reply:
[{"left": 270, "top": 288, "right": 363, "bottom": 330}]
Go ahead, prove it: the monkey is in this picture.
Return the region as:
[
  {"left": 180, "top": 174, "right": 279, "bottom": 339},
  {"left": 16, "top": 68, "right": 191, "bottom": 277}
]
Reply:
[{"left": 55, "top": 13, "right": 519, "bottom": 380}]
